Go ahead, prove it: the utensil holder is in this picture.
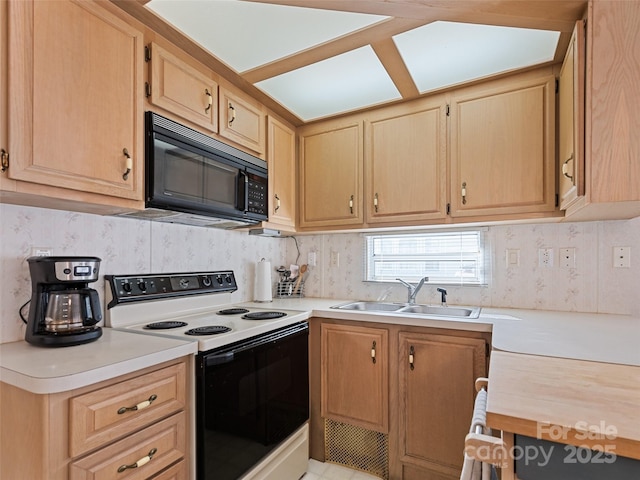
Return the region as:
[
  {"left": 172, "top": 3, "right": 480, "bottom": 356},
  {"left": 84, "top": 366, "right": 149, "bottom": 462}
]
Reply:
[{"left": 276, "top": 280, "right": 304, "bottom": 298}]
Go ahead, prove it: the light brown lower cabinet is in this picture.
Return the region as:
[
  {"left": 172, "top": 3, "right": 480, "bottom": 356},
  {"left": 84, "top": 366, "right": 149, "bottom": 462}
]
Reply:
[
  {"left": 0, "top": 357, "right": 191, "bottom": 480},
  {"left": 310, "top": 318, "right": 490, "bottom": 480}
]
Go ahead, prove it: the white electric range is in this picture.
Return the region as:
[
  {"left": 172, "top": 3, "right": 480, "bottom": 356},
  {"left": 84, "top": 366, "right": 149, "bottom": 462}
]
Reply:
[
  {"left": 104, "top": 270, "right": 310, "bottom": 480},
  {"left": 104, "top": 270, "right": 309, "bottom": 351}
]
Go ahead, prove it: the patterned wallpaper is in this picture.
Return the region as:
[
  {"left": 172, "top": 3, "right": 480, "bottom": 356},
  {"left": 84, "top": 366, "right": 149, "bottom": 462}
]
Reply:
[
  {"left": 289, "top": 217, "right": 640, "bottom": 316},
  {"left": 0, "top": 204, "right": 287, "bottom": 344},
  {"left": 1, "top": 203, "right": 638, "bottom": 344}
]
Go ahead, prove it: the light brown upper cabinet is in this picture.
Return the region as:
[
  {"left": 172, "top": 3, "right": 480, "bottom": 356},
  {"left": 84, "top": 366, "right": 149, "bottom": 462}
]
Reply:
[
  {"left": 365, "top": 99, "right": 448, "bottom": 224},
  {"left": 449, "top": 72, "right": 556, "bottom": 218},
  {"left": 266, "top": 116, "right": 296, "bottom": 229},
  {"left": 558, "top": 21, "right": 586, "bottom": 211},
  {"left": 4, "top": 0, "right": 144, "bottom": 205},
  {"left": 219, "top": 86, "right": 266, "bottom": 154},
  {"left": 148, "top": 42, "right": 218, "bottom": 133},
  {"left": 299, "top": 120, "right": 364, "bottom": 228},
  {"left": 566, "top": 0, "right": 640, "bottom": 220},
  {"left": 321, "top": 323, "right": 389, "bottom": 433}
]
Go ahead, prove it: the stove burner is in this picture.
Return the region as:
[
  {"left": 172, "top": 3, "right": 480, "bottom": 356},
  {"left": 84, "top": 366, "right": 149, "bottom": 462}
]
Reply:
[
  {"left": 217, "top": 308, "right": 250, "bottom": 315},
  {"left": 185, "top": 326, "right": 232, "bottom": 336},
  {"left": 242, "top": 311, "right": 287, "bottom": 320},
  {"left": 145, "top": 321, "right": 188, "bottom": 330}
]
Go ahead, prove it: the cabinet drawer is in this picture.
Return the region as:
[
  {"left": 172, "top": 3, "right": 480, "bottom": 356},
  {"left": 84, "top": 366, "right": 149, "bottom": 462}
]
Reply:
[
  {"left": 70, "top": 412, "right": 186, "bottom": 480},
  {"left": 70, "top": 362, "right": 186, "bottom": 457},
  {"left": 150, "top": 459, "right": 187, "bottom": 480}
]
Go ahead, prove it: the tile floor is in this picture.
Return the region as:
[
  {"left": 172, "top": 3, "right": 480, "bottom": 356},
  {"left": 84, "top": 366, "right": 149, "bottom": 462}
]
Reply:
[{"left": 303, "top": 459, "right": 381, "bottom": 480}]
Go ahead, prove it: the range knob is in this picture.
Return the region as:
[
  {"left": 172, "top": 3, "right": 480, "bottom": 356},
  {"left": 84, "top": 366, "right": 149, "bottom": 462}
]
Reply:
[
  {"left": 225, "top": 275, "right": 232, "bottom": 284},
  {"left": 122, "top": 282, "right": 132, "bottom": 293},
  {"left": 202, "top": 276, "right": 212, "bottom": 287},
  {"left": 137, "top": 280, "right": 147, "bottom": 292},
  {"left": 216, "top": 275, "right": 223, "bottom": 285}
]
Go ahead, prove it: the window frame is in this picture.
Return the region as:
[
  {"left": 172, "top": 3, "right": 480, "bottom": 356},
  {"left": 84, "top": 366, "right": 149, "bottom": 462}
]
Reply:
[{"left": 363, "top": 229, "right": 489, "bottom": 286}]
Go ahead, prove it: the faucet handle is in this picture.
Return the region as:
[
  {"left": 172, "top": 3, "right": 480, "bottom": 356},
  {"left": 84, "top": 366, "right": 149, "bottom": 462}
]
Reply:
[{"left": 437, "top": 287, "right": 447, "bottom": 305}]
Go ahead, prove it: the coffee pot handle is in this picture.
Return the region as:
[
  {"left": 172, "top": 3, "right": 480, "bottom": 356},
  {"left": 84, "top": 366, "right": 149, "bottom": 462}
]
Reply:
[{"left": 82, "top": 289, "right": 103, "bottom": 326}]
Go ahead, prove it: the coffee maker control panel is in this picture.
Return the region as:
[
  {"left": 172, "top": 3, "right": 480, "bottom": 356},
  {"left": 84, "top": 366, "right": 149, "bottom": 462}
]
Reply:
[{"left": 106, "top": 271, "right": 238, "bottom": 308}]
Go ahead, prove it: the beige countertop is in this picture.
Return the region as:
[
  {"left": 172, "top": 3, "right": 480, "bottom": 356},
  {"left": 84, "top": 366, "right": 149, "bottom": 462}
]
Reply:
[
  {"left": 242, "top": 298, "right": 640, "bottom": 366},
  {"left": 0, "top": 329, "right": 197, "bottom": 394}
]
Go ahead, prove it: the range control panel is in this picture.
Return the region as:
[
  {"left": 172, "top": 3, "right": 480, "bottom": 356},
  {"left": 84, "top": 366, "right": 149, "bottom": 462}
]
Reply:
[{"left": 106, "top": 271, "right": 237, "bottom": 308}]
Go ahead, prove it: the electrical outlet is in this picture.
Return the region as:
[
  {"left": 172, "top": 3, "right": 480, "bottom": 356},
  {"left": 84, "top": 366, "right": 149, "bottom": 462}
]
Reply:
[
  {"left": 31, "top": 247, "right": 53, "bottom": 257},
  {"left": 559, "top": 248, "right": 576, "bottom": 268},
  {"left": 538, "top": 248, "right": 554, "bottom": 267},
  {"left": 307, "top": 251, "right": 317, "bottom": 267},
  {"left": 613, "top": 246, "right": 631, "bottom": 268}
]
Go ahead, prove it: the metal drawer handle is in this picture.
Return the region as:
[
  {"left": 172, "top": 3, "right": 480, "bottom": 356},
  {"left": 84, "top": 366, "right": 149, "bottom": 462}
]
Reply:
[
  {"left": 205, "top": 89, "right": 213, "bottom": 113},
  {"left": 562, "top": 153, "right": 575, "bottom": 181},
  {"left": 371, "top": 340, "right": 377, "bottom": 364},
  {"left": 117, "top": 448, "right": 157, "bottom": 473},
  {"left": 349, "top": 195, "right": 354, "bottom": 214},
  {"left": 374, "top": 193, "right": 379, "bottom": 212},
  {"left": 275, "top": 193, "right": 280, "bottom": 213},
  {"left": 122, "top": 148, "right": 133, "bottom": 181},
  {"left": 117, "top": 394, "right": 157, "bottom": 415},
  {"left": 409, "top": 345, "right": 415, "bottom": 370},
  {"left": 462, "top": 182, "right": 467, "bottom": 205}
]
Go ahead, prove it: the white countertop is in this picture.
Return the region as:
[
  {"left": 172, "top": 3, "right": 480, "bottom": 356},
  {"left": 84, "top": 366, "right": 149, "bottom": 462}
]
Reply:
[
  {"left": 0, "top": 329, "right": 197, "bottom": 394},
  {"left": 241, "top": 298, "right": 640, "bottom": 366},
  {"left": 2, "top": 298, "right": 638, "bottom": 395}
]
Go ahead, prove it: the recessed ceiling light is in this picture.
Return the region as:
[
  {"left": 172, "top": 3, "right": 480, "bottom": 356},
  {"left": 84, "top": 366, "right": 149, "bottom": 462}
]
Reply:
[
  {"left": 393, "top": 21, "right": 560, "bottom": 93},
  {"left": 255, "top": 46, "right": 401, "bottom": 121}
]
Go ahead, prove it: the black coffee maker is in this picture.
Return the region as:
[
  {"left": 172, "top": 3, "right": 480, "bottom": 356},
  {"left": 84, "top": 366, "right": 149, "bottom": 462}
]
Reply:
[{"left": 26, "top": 256, "right": 103, "bottom": 347}]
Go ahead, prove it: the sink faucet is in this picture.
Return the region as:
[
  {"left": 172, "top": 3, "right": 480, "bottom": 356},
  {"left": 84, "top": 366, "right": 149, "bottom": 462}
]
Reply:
[
  {"left": 396, "top": 277, "right": 429, "bottom": 304},
  {"left": 437, "top": 287, "right": 448, "bottom": 306}
]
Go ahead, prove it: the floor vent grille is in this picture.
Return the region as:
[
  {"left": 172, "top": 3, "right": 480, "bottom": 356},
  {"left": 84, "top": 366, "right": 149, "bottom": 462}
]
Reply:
[{"left": 324, "top": 418, "right": 389, "bottom": 479}]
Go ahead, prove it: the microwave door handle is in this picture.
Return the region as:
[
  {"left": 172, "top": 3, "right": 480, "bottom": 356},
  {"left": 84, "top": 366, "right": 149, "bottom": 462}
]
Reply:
[{"left": 237, "top": 170, "right": 249, "bottom": 212}]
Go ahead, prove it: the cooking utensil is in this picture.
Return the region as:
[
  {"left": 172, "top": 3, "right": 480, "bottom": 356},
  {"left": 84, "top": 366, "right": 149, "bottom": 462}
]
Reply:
[{"left": 293, "top": 264, "right": 307, "bottom": 295}]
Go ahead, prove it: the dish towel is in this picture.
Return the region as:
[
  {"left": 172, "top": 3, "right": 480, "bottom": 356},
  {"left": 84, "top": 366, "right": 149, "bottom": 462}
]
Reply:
[{"left": 459, "top": 388, "right": 498, "bottom": 480}]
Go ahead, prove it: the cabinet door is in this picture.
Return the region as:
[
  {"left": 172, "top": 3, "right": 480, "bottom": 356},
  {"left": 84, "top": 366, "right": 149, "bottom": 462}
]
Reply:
[
  {"left": 366, "top": 102, "right": 447, "bottom": 224},
  {"left": 7, "top": 0, "right": 144, "bottom": 200},
  {"left": 321, "top": 323, "right": 388, "bottom": 433},
  {"left": 559, "top": 21, "right": 586, "bottom": 211},
  {"left": 149, "top": 42, "right": 218, "bottom": 132},
  {"left": 0, "top": 0, "right": 7, "bottom": 186},
  {"left": 587, "top": 0, "right": 640, "bottom": 205},
  {"left": 398, "top": 333, "right": 486, "bottom": 478},
  {"left": 449, "top": 74, "right": 556, "bottom": 217},
  {"left": 267, "top": 116, "right": 296, "bottom": 228},
  {"left": 299, "top": 121, "right": 364, "bottom": 228},
  {"left": 219, "top": 86, "right": 265, "bottom": 154}
]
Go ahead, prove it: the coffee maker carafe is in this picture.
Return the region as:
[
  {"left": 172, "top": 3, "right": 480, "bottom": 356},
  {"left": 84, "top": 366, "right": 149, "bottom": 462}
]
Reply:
[{"left": 26, "top": 256, "right": 103, "bottom": 347}]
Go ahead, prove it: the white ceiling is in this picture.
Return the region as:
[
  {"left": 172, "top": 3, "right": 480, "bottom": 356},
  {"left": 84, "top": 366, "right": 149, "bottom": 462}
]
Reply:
[{"left": 146, "top": 0, "right": 562, "bottom": 122}]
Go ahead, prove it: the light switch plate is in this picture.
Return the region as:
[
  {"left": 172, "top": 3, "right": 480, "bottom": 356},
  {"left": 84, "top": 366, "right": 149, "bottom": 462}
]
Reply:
[
  {"left": 613, "top": 246, "right": 631, "bottom": 268},
  {"left": 559, "top": 248, "right": 575, "bottom": 268},
  {"left": 506, "top": 249, "right": 520, "bottom": 267}
]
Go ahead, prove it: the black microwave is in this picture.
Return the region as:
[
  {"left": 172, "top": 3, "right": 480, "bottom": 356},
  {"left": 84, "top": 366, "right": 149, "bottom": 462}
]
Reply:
[{"left": 131, "top": 112, "right": 268, "bottom": 228}]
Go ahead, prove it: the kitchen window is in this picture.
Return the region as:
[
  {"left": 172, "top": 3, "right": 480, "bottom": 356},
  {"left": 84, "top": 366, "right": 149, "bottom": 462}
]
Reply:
[{"left": 364, "top": 230, "right": 489, "bottom": 285}]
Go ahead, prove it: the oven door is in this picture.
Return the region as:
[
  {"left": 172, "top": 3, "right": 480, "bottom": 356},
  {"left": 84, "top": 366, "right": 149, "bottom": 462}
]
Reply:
[{"left": 196, "top": 322, "right": 309, "bottom": 480}]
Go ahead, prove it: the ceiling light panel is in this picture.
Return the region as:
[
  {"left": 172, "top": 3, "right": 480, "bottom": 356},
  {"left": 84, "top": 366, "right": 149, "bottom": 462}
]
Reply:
[
  {"left": 393, "top": 22, "right": 560, "bottom": 93},
  {"left": 255, "top": 46, "right": 401, "bottom": 122},
  {"left": 147, "top": 0, "right": 388, "bottom": 72}
]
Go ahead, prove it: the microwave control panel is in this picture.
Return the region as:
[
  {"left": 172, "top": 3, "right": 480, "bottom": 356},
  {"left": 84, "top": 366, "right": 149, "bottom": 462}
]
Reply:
[{"left": 247, "top": 178, "right": 267, "bottom": 216}]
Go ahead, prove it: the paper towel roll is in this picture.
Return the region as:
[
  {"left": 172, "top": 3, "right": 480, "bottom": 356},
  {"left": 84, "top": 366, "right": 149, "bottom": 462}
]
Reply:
[{"left": 254, "top": 259, "right": 273, "bottom": 302}]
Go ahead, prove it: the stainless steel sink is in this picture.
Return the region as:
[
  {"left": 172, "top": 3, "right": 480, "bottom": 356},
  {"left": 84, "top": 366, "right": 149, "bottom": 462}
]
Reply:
[
  {"left": 331, "top": 301, "right": 481, "bottom": 318},
  {"left": 397, "top": 305, "right": 481, "bottom": 318},
  {"left": 330, "top": 301, "right": 405, "bottom": 312}
]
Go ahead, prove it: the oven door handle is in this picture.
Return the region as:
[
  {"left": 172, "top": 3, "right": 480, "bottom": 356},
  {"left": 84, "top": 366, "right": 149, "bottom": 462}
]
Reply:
[
  {"left": 205, "top": 351, "right": 235, "bottom": 366},
  {"left": 203, "top": 322, "right": 309, "bottom": 368}
]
